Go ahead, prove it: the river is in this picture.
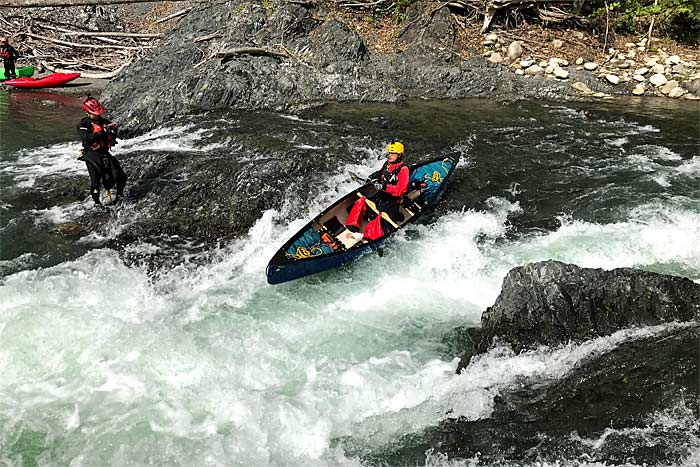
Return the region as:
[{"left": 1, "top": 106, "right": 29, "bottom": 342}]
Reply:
[{"left": 0, "top": 88, "right": 698, "bottom": 466}]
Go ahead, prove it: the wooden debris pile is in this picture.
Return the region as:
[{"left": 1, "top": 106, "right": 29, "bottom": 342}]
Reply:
[{"left": 0, "top": 13, "right": 162, "bottom": 79}]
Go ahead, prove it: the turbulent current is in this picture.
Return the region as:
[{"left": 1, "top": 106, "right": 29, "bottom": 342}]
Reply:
[{"left": 0, "top": 91, "right": 698, "bottom": 466}]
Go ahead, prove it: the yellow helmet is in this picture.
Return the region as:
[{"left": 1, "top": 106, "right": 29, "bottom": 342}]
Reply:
[{"left": 386, "top": 141, "right": 404, "bottom": 155}]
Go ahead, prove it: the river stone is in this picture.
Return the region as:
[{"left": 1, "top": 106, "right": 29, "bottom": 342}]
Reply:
[
  {"left": 632, "top": 84, "right": 645, "bottom": 95},
  {"left": 575, "top": 57, "right": 584, "bottom": 65},
  {"left": 649, "top": 73, "right": 668, "bottom": 86},
  {"left": 668, "top": 87, "right": 686, "bottom": 98},
  {"left": 634, "top": 67, "right": 649, "bottom": 75},
  {"left": 515, "top": 68, "right": 524, "bottom": 75},
  {"left": 488, "top": 52, "right": 503, "bottom": 63},
  {"left": 485, "top": 33, "right": 498, "bottom": 44},
  {"left": 552, "top": 39, "right": 563, "bottom": 48},
  {"left": 507, "top": 41, "right": 523, "bottom": 61},
  {"left": 671, "top": 64, "right": 687, "bottom": 74},
  {"left": 524, "top": 65, "right": 543, "bottom": 75},
  {"left": 661, "top": 80, "right": 679, "bottom": 94},
  {"left": 520, "top": 59, "right": 533, "bottom": 68},
  {"left": 665, "top": 55, "right": 681, "bottom": 65},
  {"left": 584, "top": 62, "right": 598, "bottom": 71},
  {"left": 554, "top": 67, "right": 568, "bottom": 79},
  {"left": 605, "top": 74, "right": 620, "bottom": 85},
  {"left": 572, "top": 81, "right": 591, "bottom": 93},
  {"left": 476, "top": 260, "right": 700, "bottom": 353},
  {"left": 651, "top": 64, "right": 665, "bottom": 74},
  {"left": 633, "top": 74, "right": 645, "bottom": 82}
]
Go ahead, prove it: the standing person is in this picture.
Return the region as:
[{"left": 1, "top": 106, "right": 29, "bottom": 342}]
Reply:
[
  {"left": 0, "top": 36, "right": 19, "bottom": 80},
  {"left": 346, "top": 141, "right": 410, "bottom": 240},
  {"left": 77, "top": 95, "right": 127, "bottom": 207}
]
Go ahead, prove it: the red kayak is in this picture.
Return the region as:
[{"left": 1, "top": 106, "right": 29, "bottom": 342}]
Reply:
[{"left": 4, "top": 72, "right": 81, "bottom": 89}]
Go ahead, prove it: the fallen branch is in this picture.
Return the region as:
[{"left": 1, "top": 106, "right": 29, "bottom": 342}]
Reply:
[
  {"left": 215, "top": 47, "right": 289, "bottom": 60},
  {"left": 156, "top": 7, "right": 193, "bottom": 24},
  {"left": 32, "top": 21, "right": 161, "bottom": 39},
  {"left": 479, "top": 0, "right": 580, "bottom": 32},
  {"left": 194, "top": 32, "right": 223, "bottom": 43},
  {"left": 41, "top": 59, "right": 132, "bottom": 79},
  {"left": 66, "top": 31, "right": 162, "bottom": 39},
  {"left": 26, "top": 30, "right": 154, "bottom": 50}
]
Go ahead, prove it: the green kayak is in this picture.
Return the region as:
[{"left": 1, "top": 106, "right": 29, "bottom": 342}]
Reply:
[{"left": 0, "top": 66, "right": 35, "bottom": 81}]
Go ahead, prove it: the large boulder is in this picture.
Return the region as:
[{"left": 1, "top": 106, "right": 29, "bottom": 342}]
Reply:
[
  {"left": 102, "top": 0, "right": 579, "bottom": 134},
  {"left": 476, "top": 260, "right": 700, "bottom": 354}
]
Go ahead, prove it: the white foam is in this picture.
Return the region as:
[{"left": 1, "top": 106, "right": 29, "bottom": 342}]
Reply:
[{"left": 0, "top": 124, "right": 224, "bottom": 188}]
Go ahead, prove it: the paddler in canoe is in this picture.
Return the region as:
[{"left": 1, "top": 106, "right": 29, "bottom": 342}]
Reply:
[
  {"left": 77, "top": 95, "right": 127, "bottom": 207},
  {"left": 346, "top": 141, "right": 411, "bottom": 240}
]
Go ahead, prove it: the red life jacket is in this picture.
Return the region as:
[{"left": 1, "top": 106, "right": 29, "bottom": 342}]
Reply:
[
  {"left": 90, "top": 122, "right": 116, "bottom": 151},
  {"left": 379, "top": 160, "right": 409, "bottom": 199},
  {"left": 379, "top": 161, "right": 406, "bottom": 185}
]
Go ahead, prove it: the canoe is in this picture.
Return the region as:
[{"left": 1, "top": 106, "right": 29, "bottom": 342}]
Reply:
[
  {"left": 0, "top": 66, "right": 34, "bottom": 81},
  {"left": 4, "top": 72, "right": 80, "bottom": 89},
  {"left": 266, "top": 152, "right": 460, "bottom": 284}
]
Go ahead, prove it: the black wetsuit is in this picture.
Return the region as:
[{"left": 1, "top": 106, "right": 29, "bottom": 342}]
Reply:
[
  {"left": 0, "top": 44, "right": 19, "bottom": 79},
  {"left": 77, "top": 116, "right": 127, "bottom": 205}
]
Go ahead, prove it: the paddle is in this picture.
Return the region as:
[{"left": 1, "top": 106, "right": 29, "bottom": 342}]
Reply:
[{"left": 349, "top": 171, "right": 367, "bottom": 184}]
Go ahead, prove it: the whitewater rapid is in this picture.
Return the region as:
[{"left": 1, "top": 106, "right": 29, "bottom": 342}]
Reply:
[{"left": 1, "top": 100, "right": 698, "bottom": 466}]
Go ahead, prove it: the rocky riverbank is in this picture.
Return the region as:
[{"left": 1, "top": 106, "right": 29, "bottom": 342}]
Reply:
[
  {"left": 4, "top": 1, "right": 697, "bottom": 132},
  {"left": 92, "top": 0, "right": 699, "bottom": 133}
]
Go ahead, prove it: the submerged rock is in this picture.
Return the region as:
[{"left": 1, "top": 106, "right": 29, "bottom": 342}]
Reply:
[{"left": 357, "top": 323, "right": 699, "bottom": 466}]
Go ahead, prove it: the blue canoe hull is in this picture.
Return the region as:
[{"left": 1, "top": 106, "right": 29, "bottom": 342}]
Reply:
[{"left": 266, "top": 153, "right": 459, "bottom": 284}]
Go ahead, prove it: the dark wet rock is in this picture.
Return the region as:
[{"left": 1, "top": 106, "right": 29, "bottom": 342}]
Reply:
[
  {"left": 55, "top": 222, "right": 84, "bottom": 236},
  {"left": 474, "top": 260, "right": 700, "bottom": 355},
  {"left": 440, "top": 326, "right": 481, "bottom": 367},
  {"left": 355, "top": 323, "right": 699, "bottom": 466},
  {"left": 685, "top": 78, "right": 700, "bottom": 94},
  {"left": 102, "top": 1, "right": 630, "bottom": 134}
]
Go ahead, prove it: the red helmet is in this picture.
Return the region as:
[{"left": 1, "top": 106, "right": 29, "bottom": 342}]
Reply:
[{"left": 82, "top": 96, "right": 106, "bottom": 115}]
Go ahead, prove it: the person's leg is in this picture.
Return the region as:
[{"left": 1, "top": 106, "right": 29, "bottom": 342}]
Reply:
[
  {"left": 111, "top": 157, "right": 127, "bottom": 200},
  {"left": 6, "top": 61, "right": 15, "bottom": 79},
  {"left": 345, "top": 197, "right": 367, "bottom": 232},
  {"left": 86, "top": 162, "right": 102, "bottom": 205}
]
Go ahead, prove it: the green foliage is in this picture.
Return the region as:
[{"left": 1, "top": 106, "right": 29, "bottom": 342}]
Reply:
[
  {"left": 589, "top": 0, "right": 700, "bottom": 43},
  {"left": 262, "top": 0, "right": 276, "bottom": 16}
]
